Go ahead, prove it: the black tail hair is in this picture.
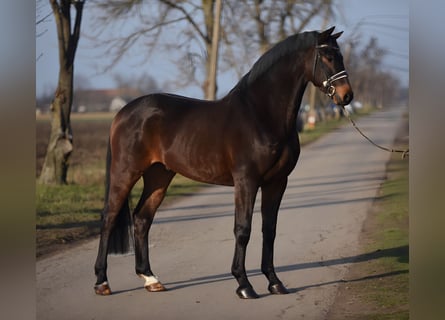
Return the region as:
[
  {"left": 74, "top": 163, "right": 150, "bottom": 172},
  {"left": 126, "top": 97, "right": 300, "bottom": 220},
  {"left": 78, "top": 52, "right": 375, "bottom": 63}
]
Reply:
[{"left": 102, "top": 138, "right": 134, "bottom": 254}]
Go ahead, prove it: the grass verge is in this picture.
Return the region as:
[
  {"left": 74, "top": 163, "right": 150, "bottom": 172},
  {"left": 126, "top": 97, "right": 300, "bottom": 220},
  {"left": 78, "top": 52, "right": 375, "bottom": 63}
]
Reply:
[
  {"left": 36, "top": 175, "right": 204, "bottom": 257},
  {"left": 328, "top": 116, "right": 409, "bottom": 319}
]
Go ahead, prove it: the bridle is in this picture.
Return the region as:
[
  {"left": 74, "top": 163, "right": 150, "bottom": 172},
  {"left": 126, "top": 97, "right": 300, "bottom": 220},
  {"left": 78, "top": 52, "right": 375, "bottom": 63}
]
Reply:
[{"left": 312, "top": 44, "right": 349, "bottom": 98}]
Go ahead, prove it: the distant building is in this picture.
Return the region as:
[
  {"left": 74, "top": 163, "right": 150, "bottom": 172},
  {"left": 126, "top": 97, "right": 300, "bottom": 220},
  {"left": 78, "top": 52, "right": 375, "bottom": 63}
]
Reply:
[
  {"left": 73, "top": 87, "right": 143, "bottom": 112},
  {"left": 109, "top": 96, "right": 127, "bottom": 113}
]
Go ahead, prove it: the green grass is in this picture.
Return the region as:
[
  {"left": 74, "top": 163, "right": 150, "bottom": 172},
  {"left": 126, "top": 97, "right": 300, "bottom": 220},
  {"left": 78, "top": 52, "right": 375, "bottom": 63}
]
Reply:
[
  {"left": 336, "top": 147, "right": 409, "bottom": 319},
  {"left": 36, "top": 174, "right": 204, "bottom": 256},
  {"left": 364, "top": 153, "right": 409, "bottom": 314},
  {"left": 36, "top": 175, "right": 203, "bottom": 228},
  {"left": 36, "top": 184, "right": 104, "bottom": 225}
]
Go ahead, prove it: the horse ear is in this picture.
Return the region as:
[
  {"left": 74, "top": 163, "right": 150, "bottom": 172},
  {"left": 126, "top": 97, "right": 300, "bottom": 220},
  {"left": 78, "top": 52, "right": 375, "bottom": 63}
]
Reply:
[
  {"left": 318, "top": 26, "right": 335, "bottom": 43},
  {"left": 332, "top": 31, "right": 343, "bottom": 40}
]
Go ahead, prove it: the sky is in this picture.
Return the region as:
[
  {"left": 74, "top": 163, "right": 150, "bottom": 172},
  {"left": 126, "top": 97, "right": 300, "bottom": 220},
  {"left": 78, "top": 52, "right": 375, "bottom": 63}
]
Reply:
[{"left": 36, "top": 0, "right": 409, "bottom": 99}]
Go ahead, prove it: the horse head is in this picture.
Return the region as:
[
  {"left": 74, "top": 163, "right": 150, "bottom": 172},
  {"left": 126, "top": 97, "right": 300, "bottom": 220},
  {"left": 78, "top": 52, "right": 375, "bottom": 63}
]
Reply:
[{"left": 309, "top": 26, "right": 354, "bottom": 106}]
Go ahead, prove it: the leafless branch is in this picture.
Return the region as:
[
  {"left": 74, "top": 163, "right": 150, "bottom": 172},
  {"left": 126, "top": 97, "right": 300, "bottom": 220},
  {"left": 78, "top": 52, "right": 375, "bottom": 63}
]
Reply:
[{"left": 159, "top": 0, "right": 209, "bottom": 43}]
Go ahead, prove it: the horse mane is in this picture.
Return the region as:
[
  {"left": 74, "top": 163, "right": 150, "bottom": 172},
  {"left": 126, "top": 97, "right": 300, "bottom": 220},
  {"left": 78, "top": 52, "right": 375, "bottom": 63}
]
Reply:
[{"left": 233, "top": 31, "right": 317, "bottom": 94}]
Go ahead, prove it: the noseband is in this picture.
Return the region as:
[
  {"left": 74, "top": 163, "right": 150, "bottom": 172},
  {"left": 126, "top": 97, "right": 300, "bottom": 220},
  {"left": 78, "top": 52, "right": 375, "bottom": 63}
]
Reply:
[{"left": 313, "top": 44, "right": 348, "bottom": 98}]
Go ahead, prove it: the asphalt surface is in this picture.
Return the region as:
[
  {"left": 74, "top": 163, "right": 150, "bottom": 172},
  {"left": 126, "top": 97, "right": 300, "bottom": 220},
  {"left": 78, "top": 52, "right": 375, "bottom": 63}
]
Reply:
[{"left": 37, "top": 105, "right": 406, "bottom": 320}]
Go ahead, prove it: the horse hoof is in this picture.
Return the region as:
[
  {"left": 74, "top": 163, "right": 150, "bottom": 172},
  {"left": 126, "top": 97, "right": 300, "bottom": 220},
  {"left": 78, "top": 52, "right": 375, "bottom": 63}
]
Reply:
[
  {"left": 94, "top": 282, "right": 112, "bottom": 295},
  {"left": 236, "top": 286, "right": 260, "bottom": 299},
  {"left": 268, "top": 283, "right": 289, "bottom": 295},
  {"left": 145, "top": 282, "right": 167, "bottom": 292}
]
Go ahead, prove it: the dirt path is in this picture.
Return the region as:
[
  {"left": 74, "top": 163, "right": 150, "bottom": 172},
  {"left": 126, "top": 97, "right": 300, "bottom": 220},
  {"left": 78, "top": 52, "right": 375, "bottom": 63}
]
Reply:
[{"left": 37, "top": 105, "right": 406, "bottom": 320}]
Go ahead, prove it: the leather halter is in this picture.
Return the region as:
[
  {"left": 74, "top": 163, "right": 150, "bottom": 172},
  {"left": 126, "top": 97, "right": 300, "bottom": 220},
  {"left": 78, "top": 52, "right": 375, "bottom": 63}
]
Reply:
[{"left": 312, "top": 44, "right": 349, "bottom": 98}]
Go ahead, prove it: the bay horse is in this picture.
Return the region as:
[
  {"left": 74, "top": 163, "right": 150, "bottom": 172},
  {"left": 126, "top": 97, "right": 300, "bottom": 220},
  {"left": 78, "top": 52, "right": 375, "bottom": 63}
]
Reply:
[{"left": 94, "top": 27, "right": 353, "bottom": 299}]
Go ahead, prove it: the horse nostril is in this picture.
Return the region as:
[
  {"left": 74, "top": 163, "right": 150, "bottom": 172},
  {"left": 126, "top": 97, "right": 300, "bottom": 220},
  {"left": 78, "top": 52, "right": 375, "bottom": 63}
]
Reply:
[{"left": 344, "top": 92, "right": 353, "bottom": 104}]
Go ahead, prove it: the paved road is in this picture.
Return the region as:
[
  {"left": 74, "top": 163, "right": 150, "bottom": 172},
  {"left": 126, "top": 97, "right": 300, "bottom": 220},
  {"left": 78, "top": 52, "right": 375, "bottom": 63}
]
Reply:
[{"left": 37, "top": 105, "right": 406, "bottom": 320}]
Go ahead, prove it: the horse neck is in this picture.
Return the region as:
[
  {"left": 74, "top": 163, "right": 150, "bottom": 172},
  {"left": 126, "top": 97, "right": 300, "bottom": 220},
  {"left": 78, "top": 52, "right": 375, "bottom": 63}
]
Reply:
[{"left": 244, "top": 54, "right": 309, "bottom": 137}]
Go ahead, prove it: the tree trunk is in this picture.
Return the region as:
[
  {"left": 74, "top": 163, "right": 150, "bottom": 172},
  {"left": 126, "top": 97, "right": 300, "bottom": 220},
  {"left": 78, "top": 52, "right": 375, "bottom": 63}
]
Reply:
[
  {"left": 39, "top": 71, "right": 74, "bottom": 184},
  {"left": 206, "top": 0, "right": 222, "bottom": 100},
  {"left": 201, "top": 0, "right": 215, "bottom": 99},
  {"left": 39, "top": 0, "right": 84, "bottom": 185},
  {"left": 254, "top": 0, "right": 269, "bottom": 54}
]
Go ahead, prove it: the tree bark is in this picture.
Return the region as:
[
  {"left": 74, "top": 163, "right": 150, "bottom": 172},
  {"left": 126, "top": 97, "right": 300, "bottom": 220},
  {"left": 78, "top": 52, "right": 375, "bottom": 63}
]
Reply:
[
  {"left": 206, "top": 0, "right": 222, "bottom": 100},
  {"left": 254, "top": 0, "right": 269, "bottom": 54},
  {"left": 201, "top": 0, "right": 215, "bottom": 99},
  {"left": 39, "top": 0, "right": 84, "bottom": 185}
]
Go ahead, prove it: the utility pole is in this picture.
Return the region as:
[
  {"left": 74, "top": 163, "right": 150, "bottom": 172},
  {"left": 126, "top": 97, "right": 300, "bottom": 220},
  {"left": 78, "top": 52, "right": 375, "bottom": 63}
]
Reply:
[{"left": 206, "top": 0, "right": 222, "bottom": 100}]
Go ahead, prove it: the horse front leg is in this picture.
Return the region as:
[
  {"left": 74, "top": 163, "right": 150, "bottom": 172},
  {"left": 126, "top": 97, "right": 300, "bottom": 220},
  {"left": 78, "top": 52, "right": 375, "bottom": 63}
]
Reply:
[
  {"left": 261, "top": 177, "right": 289, "bottom": 294},
  {"left": 231, "top": 178, "right": 259, "bottom": 299}
]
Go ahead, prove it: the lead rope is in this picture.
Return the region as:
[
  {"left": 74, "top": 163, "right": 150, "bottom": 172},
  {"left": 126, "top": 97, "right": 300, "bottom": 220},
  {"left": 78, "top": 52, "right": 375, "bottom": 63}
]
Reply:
[{"left": 342, "top": 106, "right": 409, "bottom": 159}]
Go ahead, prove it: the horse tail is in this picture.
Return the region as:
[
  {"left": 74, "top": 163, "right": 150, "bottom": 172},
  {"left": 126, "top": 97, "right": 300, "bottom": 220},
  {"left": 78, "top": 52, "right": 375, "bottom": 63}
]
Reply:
[{"left": 102, "top": 138, "right": 134, "bottom": 254}]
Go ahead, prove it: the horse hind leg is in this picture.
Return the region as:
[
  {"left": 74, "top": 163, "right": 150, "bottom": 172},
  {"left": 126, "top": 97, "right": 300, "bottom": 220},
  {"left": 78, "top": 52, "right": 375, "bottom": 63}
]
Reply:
[
  {"left": 94, "top": 171, "right": 140, "bottom": 295},
  {"left": 133, "top": 163, "right": 175, "bottom": 292}
]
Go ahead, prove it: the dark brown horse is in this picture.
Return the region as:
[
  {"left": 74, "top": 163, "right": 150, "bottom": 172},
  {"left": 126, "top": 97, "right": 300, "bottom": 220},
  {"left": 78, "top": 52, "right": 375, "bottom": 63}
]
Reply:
[{"left": 94, "top": 27, "right": 353, "bottom": 299}]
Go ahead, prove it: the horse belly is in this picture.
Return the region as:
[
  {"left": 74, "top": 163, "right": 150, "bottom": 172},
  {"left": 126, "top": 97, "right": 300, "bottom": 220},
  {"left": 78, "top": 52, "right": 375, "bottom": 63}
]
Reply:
[
  {"left": 163, "top": 146, "right": 234, "bottom": 186},
  {"left": 177, "top": 166, "right": 234, "bottom": 186}
]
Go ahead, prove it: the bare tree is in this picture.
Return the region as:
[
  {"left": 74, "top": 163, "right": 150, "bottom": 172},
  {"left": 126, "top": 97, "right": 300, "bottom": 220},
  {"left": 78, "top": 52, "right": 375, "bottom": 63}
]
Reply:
[
  {"left": 222, "top": 0, "right": 335, "bottom": 77},
  {"left": 39, "top": 0, "right": 85, "bottom": 185},
  {"left": 89, "top": 1, "right": 335, "bottom": 99},
  {"left": 90, "top": 0, "right": 223, "bottom": 99},
  {"left": 95, "top": 0, "right": 400, "bottom": 108},
  {"left": 206, "top": 0, "right": 222, "bottom": 99},
  {"left": 347, "top": 37, "right": 397, "bottom": 106},
  {"left": 36, "top": 0, "right": 53, "bottom": 61}
]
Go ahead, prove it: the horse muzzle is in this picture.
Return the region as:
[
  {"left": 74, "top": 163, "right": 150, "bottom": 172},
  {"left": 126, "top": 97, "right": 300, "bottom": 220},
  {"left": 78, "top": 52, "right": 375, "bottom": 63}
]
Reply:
[{"left": 333, "top": 87, "right": 354, "bottom": 106}]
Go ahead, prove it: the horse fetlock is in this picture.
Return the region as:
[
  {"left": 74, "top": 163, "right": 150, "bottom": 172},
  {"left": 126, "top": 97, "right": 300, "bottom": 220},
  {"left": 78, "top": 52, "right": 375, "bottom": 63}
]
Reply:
[
  {"left": 94, "top": 268, "right": 108, "bottom": 285},
  {"left": 261, "top": 264, "right": 274, "bottom": 276}
]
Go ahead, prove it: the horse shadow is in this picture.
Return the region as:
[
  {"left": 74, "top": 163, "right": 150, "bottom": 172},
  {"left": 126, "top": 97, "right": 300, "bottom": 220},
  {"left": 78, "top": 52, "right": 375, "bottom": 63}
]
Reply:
[
  {"left": 164, "top": 245, "right": 408, "bottom": 292},
  {"left": 110, "top": 245, "right": 408, "bottom": 296}
]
